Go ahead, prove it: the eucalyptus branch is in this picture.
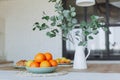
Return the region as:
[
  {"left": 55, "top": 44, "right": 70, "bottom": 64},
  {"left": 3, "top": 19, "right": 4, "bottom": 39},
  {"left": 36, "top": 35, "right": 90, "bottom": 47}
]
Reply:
[
  {"left": 67, "top": 32, "right": 74, "bottom": 45},
  {"left": 33, "top": 0, "right": 106, "bottom": 47}
]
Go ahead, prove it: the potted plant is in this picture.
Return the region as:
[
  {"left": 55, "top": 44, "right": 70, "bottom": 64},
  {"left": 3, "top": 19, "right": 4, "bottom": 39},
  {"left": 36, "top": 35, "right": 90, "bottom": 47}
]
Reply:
[{"left": 33, "top": 0, "right": 107, "bottom": 69}]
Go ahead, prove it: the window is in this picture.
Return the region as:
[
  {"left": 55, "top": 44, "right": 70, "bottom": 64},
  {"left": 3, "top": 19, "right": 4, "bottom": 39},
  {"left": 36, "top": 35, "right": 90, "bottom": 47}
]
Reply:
[{"left": 62, "top": 0, "right": 120, "bottom": 60}]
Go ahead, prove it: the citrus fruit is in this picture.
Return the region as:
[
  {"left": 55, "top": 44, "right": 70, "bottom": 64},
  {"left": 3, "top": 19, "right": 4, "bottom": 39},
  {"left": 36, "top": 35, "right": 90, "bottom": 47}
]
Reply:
[
  {"left": 40, "top": 61, "right": 51, "bottom": 67},
  {"left": 49, "top": 60, "right": 58, "bottom": 67},
  {"left": 34, "top": 53, "right": 46, "bottom": 62},
  {"left": 30, "top": 62, "right": 40, "bottom": 68},
  {"left": 25, "top": 60, "right": 34, "bottom": 67},
  {"left": 44, "top": 52, "right": 53, "bottom": 61}
]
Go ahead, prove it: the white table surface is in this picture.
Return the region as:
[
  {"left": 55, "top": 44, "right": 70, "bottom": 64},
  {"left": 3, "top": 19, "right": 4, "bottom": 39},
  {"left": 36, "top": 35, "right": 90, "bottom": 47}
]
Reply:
[{"left": 0, "top": 70, "right": 120, "bottom": 80}]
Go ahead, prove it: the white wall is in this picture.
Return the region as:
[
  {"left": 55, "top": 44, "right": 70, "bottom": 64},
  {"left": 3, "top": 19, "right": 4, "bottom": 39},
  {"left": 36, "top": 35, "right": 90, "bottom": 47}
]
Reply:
[
  {"left": 0, "top": 17, "right": 5, "bottom": 60},
  {"left": 0, "top": 0, "right": 62, "bottom": 63}
]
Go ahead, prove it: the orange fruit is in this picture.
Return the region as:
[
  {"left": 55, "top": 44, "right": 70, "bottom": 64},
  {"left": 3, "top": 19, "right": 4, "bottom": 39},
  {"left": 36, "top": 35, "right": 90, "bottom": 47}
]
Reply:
[
  {"left": 44, "top": 52, "right": 53, "bottom": 61},
  {"left": 49, "top": 60, "right": 58, "bottom": 67},
  {"left": 40, "top": 60, "right": 51, "bottom": 67},
  {"left": 34, "top": 53, "right": 46, "bottom": 62},
  {"left": 30, "top": 62, "right": 40, "bottom": 68}
]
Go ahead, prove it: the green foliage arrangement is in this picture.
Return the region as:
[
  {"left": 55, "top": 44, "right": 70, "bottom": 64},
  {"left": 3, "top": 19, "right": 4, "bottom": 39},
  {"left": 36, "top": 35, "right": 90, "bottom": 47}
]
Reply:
[{"left": 33, "top": 0, "right": 107, "bottom": 46}]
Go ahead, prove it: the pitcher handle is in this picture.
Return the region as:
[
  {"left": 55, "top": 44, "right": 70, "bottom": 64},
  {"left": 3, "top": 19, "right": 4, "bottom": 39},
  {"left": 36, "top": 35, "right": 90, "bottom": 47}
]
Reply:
[{"left": 85, "top": 49, "right": 91, "bottom": 60}]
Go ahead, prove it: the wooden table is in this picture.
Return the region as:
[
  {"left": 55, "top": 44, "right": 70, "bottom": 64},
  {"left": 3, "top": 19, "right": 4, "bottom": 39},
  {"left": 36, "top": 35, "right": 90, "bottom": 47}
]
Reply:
[
  {"left": 0, "top": 63, "right": 120, "bottom": 80},
  {"left": 1, "top": 63, "right": 120, "bottom": 73}
]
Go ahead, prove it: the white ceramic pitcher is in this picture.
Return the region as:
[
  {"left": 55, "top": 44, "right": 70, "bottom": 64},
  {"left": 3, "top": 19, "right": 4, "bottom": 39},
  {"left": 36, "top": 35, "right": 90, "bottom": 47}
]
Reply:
[
  {"left": 70, "top": 29, "right": 91, "bottom": 69},
  {"left": 73, "top": 45, "right": 90, "bottom": 69}
]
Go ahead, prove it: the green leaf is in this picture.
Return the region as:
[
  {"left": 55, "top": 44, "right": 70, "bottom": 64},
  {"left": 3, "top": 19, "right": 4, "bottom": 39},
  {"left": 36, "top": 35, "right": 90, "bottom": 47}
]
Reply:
[
  {"left": 52, "top": 29, "right": 59, "bottom": 33},
  {"left": 50, "top": 16, "right": 56, "bottom": 21},
  {"left": 62, "top": 37, "right": 68, "bottom": 41},
  {"left": 54, "top": 1, "right": 63, "bottom": 11},
  {"left": 42, "top": 16, "right": 49, "bottom": 21},
  {"left": 63, "top": 10, "right": 70, "bottom": 18},
  {"left": 41, "top": 23, "right": 46, "bottom": 27},
  {"left": 32, "top": 27, "right": 36, "bottom": 31},
  {"left": 46, "top": 32, "right": 56, "bottom": 38},
  {"left": 75, "top": 31, "right": 80, "bottom": 36},
  {"left": 78, "top": 41, "right": 87, "bottom": 46},
  {"left": 36, "top": 25, "right": 40, "bottom": 28},
  {"left": 66, "top": 17, "right": 72, "bottom": 22},
  {"left": 83, "top": 31, "right": 90, "bottom": 36},
  {"left": 71, "top": 12, "right": 76, "bottom": 17},
  {"left": 91, "top": 15, "right": 97, "bottom": 21},
  {"left": 57, "top": 24, "right": 62, "bottom": 27},
  {"left": 72, "top": 18, "right": 77, "bottom": 24},
  {"left": 56, "top": 6, "right": 63, "bottom": 11},
  {"left": 46, "top": 29, "right": 59, "bottom": 38},
  {"left": 80, "top": 21, "right": 87, "bottom": 28},
  {"left": 58, "top": 15, "right": 64, "bottom": 20},
  {"left": 62, "top": 30, "right": 68, "bottom": 37},
  {"left": 34, "top": 22, "right": 39, "bottom": 25},
  {"left": 40, "top": 23, "right": 49, "bottom": 30},
  {"left": 70, "top": 7, "right": 75, "bottom": 12},
  {"left": 49, "top": 0, "right": 56, "bottom": 2},
  {"left": 88, "top": 36, "right": 94, "bottom": 39},
  {"left": 51, "top": 22, "right": 56, "bottom": 26},
  {"left": 92, "top": 30, "right": 99, "bottom": 35},
  {"left": 61, "top": 24, "right": 66, "bottom": 30},
  {"left": 68, "top": 22, "right": 72, "bottom": 27},
  {"left": 102, "top": 27, "right": 108, "bottom": 31}
]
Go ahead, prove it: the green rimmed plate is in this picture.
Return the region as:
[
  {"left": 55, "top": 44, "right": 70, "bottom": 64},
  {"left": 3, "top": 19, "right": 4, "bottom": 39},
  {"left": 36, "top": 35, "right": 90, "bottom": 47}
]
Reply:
[
  {"left": 26, "top": 67, "right": 57, "bottom": 74},
  {"left": 14, "top": 65, "right": 25, "bottom": 69}
]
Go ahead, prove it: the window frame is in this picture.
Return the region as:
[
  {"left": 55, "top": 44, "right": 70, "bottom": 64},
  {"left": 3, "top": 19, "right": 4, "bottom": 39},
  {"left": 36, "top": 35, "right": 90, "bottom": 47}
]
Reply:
[{"left": 62, "top": 0, "right": 120, "bottom": 60}]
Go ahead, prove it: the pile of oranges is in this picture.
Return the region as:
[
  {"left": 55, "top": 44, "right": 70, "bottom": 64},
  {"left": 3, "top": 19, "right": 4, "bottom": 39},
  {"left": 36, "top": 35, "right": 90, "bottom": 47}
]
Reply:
[{"left": 29, "top": 52, "right": 58, "bottom": 68}]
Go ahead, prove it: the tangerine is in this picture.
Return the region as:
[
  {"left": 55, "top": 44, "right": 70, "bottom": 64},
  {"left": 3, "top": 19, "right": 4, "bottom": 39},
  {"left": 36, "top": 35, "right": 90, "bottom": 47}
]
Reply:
[
  {"left": 44, "top": 52, "right": 53, "bottom": 61},
  {"left": 34, "top": 53, "right": 46, "bottom": 62},
  {"left": 40, "top": 60, "right": 51, "bottom": 67},
  {"left": 49, "top": 60, "right": 58, "bottom": 67},
  {"left": 30, "top": 62, "right": 40, "bottom": 68}
]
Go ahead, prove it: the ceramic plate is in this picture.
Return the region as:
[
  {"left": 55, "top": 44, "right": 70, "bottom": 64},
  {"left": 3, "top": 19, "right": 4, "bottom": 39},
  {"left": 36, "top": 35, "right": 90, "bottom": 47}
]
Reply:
[
  {"left": 26, "top": 67, "right": 57, "bottom": 74},
  {"left": 58, "top": 61, "right": 73, "bottom": 65},
  {"left": 14, "top": 65, "right": 25, "bottom": 69}
]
